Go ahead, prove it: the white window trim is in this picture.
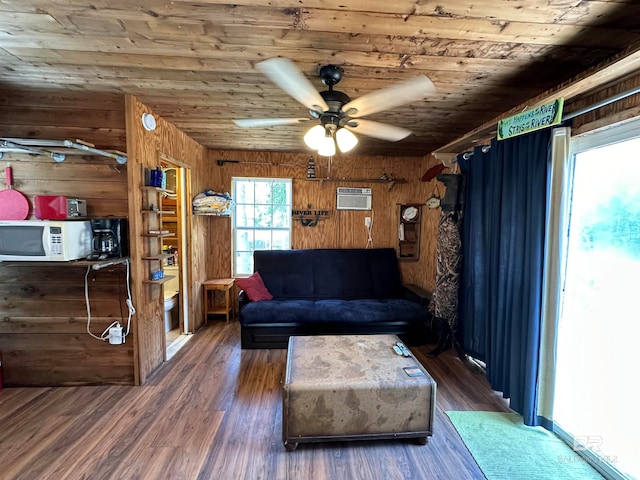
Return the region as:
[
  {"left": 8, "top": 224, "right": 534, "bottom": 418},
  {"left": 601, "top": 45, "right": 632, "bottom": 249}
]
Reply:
[
  {"left": 571, "top": 115, "right": 640, "bottom": 153},
  {"left": 231, "top": 177, "right": 292, "bottom": 277}
]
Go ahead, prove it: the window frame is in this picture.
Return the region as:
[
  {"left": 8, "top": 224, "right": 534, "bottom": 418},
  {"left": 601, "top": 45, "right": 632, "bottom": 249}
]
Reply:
[{"left": 231, "top": 177, "right": 292, "bottom": 277}]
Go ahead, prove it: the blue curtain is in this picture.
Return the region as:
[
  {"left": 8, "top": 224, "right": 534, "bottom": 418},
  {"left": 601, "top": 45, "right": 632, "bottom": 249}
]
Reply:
[{"left": 458, "top": 130, "right": 550, "bottom": 425}]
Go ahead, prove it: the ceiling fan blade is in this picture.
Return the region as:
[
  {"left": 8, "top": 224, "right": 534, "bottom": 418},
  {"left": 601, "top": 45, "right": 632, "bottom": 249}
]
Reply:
[
  {"left": 342, "top": 75, "right": 435, "bottom": 118},
  {"left": 345, "top": 119, "right": 413, "bottom": 142},
  {"left": 233, "top": 118, "right": 311, "bottom": 128},
  {"left": 257, "top": 58, "right": 329, "bottom": 114}
]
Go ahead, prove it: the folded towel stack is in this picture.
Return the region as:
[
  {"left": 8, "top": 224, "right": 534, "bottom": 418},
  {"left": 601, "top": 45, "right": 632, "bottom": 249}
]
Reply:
[{"left": 193, "top": 190, "right": 232, "bottom": 215}]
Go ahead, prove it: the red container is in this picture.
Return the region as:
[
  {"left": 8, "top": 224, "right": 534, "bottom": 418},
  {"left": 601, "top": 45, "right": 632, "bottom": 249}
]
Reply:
[{"left": 33, "top": 195, "right": 68, "bottom": 219}]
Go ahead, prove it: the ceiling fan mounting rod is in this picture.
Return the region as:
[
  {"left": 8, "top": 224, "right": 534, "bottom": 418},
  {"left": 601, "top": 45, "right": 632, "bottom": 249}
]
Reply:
[
  {"left": 311, "top": 88, "right": 351, "bottom": 121},
  {"left": 319, "top": 65, "right": 343, "bottom": 86}
]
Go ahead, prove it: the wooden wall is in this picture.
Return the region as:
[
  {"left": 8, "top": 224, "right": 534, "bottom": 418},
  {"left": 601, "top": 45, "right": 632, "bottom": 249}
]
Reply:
[
  {"left": 0, "top": 90, "right": 132, "bottom": 386},
  {"left": 125, "top": 95, "right": 208, "bottom": 385},
  {"left": 206, "top": 149, "right": 443, "bottom": 292},
  {"left": 0, "top": 90, "right": 127, "bottom": 151}
]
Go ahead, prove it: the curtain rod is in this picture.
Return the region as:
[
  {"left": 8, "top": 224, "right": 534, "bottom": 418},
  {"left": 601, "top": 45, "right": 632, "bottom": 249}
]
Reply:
[
  {"left": 562, "top": 84, "right": 640, "bottom": 121},
  {"left": 447, "top": 83, "right": 640, "bottom": 164},
  {"left": 216, "top": 159, "right": 306, "bottom": 168},
  {"left": 459, "top": 84, "right": 640, "bottom": 161},
  {"left": 460, "top": 145, "right": 491, "bottom": 160}
]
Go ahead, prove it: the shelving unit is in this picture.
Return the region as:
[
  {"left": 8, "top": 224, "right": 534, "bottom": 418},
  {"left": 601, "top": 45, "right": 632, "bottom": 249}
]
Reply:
[
  {"left": 140, "top": 179, "right": 175, "bottom": 287},
  {"left": 398, "top": 203, "right": 422, "bottom": 261}
]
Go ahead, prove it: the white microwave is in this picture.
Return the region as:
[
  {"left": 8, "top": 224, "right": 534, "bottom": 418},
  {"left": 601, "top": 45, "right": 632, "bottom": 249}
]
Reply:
[{"left": 0, "top": 220, "right": 93, "bottom": 262}]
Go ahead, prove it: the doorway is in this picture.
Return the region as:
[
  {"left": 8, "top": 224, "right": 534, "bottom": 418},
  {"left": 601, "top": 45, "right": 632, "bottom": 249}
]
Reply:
[
  {"left": 553, "top": 122, "right": 640, "bottom": 480},
  {"left": 160, "top": 158, "right": 192, "bottom": 359}
]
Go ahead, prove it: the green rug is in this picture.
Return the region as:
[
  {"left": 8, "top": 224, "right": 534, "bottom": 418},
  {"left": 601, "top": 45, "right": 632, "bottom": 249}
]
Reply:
[{"left": 446, "top": 411, "right": 605, "bottom": 480}]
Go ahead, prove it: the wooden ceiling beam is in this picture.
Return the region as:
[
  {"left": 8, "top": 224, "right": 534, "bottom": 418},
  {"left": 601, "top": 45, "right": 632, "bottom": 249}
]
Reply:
[
  {"left": 2, "top": 0, "right": 626, "bottom": 26},
  {"left": 0, "top": 62, "right": 553, "bottom": 91},
  {"left": 0, "top": 30, "right": 618, "bottom": 66},
  {"left": 432, "top": 39, "right": 640, "bottom": 158},
  {"left": 2, "top": 2, "right": 639, "bottom": 47},
  {"left": 3, "top": 45, "right": 561, "bottom": 76}
]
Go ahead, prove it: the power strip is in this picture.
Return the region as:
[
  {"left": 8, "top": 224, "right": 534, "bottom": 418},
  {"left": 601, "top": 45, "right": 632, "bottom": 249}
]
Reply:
[{"left": 109, "top": 323, "right": 124, "bottom": 344}]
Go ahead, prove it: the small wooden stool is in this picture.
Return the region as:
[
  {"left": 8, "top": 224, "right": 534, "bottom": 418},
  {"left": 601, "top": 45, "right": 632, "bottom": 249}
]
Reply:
[{"left": 203, "top": 278, "right": 235, "bottom": 323}]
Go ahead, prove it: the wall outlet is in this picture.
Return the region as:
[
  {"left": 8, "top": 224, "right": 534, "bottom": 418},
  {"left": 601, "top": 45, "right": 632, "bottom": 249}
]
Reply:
[{"left": 364, "top": 216, "right": 372, "bottom": 227}]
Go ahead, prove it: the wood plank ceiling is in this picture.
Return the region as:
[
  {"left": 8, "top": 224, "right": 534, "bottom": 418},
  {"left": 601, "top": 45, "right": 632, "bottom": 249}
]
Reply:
[{"left": 2, "top": 0, "right": 640, "bottom": 156}]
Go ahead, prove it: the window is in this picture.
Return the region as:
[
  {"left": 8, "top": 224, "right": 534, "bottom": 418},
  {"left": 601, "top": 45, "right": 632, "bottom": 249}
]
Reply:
[
  {"left": 553, "top": 119, "right": 640, "bottom": 480},
  {"left": 232, "top": 177, "right": 292, "bottom": 276}
]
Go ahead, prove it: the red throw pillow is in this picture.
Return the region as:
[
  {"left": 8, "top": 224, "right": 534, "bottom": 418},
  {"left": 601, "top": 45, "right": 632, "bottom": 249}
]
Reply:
[{"left": 236, "top": 272, "right": 273, "bottom": 302}]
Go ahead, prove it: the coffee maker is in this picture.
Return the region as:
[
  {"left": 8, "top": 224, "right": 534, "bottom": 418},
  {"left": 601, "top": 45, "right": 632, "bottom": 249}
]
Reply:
[{"left": 88, "top": 218, "right": 128, "bottom": 260}]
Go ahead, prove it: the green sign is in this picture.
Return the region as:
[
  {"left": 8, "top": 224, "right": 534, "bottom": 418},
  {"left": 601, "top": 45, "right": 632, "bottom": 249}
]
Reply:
[{"left": 497, "top": 98, "right": 564, "bottom": 141}]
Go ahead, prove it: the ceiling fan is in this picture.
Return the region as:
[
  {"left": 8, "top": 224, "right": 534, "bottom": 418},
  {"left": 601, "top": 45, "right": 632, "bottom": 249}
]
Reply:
[{"left": 233, "top": 58, "right": 436, "bottom": 156}]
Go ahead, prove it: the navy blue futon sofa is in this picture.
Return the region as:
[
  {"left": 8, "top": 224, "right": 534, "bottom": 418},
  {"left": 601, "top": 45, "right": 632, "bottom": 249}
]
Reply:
[{"left": 239, "top": 248, "right": 431, "bottom": 349}]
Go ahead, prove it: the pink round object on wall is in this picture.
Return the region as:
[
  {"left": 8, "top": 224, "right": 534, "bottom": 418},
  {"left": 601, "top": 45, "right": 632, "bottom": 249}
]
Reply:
[{"left": 0, "top": 165, "right": 30, "bottom": 220}]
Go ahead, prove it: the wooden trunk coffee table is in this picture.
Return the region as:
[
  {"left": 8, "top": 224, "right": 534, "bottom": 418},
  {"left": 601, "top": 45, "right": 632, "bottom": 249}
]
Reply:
[{"left": 282, "top": 334, "right": 436, "bottom": 451}]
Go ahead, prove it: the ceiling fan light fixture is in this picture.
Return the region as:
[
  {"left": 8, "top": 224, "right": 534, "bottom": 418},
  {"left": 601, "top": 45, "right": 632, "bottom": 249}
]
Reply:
[
  {"left": 317, "top": 131, "right": 336, "bottom": 157},
  {"left": 336, "top": 127, "right": 358, "bottom": 153},
  {"left": 303, "top": 124, "right": 326, "bottom": 150}
]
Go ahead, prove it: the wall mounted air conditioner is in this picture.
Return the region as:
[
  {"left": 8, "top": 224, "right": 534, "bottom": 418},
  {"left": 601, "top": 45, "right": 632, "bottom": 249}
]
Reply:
[{"left": 336, "top": 187, "right": 372, "bottom": 210}]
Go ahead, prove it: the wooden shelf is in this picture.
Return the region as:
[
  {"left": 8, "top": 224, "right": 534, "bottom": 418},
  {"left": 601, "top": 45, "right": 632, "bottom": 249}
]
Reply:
[
  {"left": 143, "top": 275, "right": 176, "bottom": 285},
  {"left": 1, "top": 257, "right": 129, "bottom": 269},
  {"left": 141, "top": 209, "right": 175, "bottom": 215},
  {"left": 207, "top": 306, "right": 231, "bottom": 314},
  {"left": 141, "top": 233, "right": 174, "bottom": 238},
  {"left": 306, "top": 177, "right": 406, "bottom": 191},
  {"left": 306, "top": 177, "right": 406, "bottom": 183},
  {"left": 141, "top": 254, "right": 173, "bottom": 261},
  {"left": 141, "top": 185, "right": 175, "bottom": 194}
]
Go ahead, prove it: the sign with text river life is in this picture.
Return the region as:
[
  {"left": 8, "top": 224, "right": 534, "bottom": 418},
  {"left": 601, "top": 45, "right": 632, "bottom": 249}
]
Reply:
[{"left": 497, "top": 98, "right": 564, "bottom": 141}]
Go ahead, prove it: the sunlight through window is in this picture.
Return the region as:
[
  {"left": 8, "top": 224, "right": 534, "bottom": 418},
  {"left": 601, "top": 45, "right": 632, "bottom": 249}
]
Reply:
[{"left": 555, "top": 128, "right": 640, "bottom": 480}]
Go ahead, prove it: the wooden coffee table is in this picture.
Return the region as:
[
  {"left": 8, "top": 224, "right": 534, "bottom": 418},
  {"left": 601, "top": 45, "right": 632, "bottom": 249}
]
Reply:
[{"left": 282, "top": 334, "right": 436, "bottom": 451}]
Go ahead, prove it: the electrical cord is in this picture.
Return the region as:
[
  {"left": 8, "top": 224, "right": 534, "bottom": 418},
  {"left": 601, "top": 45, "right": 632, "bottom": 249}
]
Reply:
[
  {"left": 365, "top": 208, "right": 374, "bottom": 249},
  {"left": 85, "top": 265, "right": 110, "bottom": 341},
  {"left": 85, "top": 259, "right": 135, "bottom": 343},
  {"left": 123, "top": 259, "right": 135, "bottom": 338}
]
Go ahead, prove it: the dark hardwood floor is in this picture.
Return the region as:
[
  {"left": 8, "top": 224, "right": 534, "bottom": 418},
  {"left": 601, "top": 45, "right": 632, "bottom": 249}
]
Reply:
[{"left": 0, "top": 321, "right": 510, "bottom": 480}]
